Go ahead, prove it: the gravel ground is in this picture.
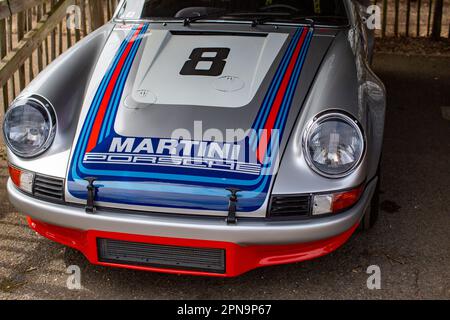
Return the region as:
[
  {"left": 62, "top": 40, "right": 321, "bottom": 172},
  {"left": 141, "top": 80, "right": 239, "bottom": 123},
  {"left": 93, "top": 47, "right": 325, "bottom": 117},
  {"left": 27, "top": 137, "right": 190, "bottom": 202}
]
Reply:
[
  {"left": 0, "top": 52, "right": 449, "bottom": 300},
  {"left": 375, "top": 37, "right": 450, "bottom": 57}
]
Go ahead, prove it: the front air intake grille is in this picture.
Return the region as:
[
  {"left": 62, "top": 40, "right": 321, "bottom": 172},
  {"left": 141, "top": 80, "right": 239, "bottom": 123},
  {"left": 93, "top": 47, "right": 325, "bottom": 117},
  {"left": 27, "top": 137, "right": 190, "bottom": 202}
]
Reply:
[
  {"left": 269, "top": 195, "right": 311, "bottom": 217},
  {"left": 97, "top": 239, "right": 226, "bottom": 274},
  {"left": 33, "top": 174, "right": 65, "bottom": 202}
]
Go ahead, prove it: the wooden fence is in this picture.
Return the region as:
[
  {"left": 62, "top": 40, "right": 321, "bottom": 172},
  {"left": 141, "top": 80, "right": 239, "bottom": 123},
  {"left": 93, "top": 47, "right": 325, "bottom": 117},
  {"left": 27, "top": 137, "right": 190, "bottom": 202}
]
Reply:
[
  {"left": 0, "top": 0, "right": 118, "bottom": 113},
  {"left": 0, "top": 0, "right": 449, "bottom": 113},
  {"left": 376, "top": 0, "right": 450, "bottom": 38}
]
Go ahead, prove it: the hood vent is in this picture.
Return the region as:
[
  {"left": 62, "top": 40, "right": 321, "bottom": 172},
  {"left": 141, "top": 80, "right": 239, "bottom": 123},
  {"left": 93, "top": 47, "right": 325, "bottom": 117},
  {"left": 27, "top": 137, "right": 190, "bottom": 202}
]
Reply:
[
  {"left": 269, "top": 195, "right": 311, "bottom": 218},
  {"left": 33, "top": 174, "right": 65, "bottom": 202}
]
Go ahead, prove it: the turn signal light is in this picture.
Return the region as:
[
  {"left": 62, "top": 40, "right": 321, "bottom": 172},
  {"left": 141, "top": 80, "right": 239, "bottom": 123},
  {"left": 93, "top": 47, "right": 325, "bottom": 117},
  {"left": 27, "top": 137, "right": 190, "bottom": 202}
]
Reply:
[
  {"left": 8, "top": 164, "right": 34, "bottom": 194},
  {"left": 331, "top": 186, "right": 364, "bottom": 213},
  {"left": 313, "top": 186, "right": 364, "bottom": 216}
]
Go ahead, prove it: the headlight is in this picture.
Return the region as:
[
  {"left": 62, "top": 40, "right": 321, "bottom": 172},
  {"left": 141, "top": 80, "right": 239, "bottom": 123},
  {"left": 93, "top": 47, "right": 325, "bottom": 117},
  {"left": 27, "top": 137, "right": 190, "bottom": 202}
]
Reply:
[
  {"left": 3, "top": 96, "right": 56, "bottom": 158},
  {"left": 303, "top": 112, "right": 365, "bottom": 178}
]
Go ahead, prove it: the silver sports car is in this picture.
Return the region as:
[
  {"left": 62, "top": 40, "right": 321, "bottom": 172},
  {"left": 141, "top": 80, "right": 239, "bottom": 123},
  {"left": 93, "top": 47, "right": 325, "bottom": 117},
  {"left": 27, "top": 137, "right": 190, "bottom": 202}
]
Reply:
[{"left": 3, "top": 0, "right": 386, "bottom": 277}]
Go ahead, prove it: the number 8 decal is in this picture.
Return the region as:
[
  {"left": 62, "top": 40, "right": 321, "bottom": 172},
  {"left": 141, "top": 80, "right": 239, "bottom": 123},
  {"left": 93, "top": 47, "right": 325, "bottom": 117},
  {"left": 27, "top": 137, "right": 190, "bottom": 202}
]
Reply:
[{"left": 180, "top": 48, "right": 230, "bottom": 76}]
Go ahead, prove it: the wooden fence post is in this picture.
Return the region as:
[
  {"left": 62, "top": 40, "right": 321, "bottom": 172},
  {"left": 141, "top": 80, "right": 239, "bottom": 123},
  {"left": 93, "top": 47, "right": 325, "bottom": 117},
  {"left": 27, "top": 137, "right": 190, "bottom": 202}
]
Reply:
[
  {"left": 0, "top": 18, "right": 8, "bottom": 111},
  {"left": 17, "top": 11, "right": 26, "bottom": 90},
  {"left": 417, "top": 0, "right": 422, "bottom": 37},
  {"left": 50, "top": 0, "right": 57, "bottom": 60},
  {"left": 382, "top": 0, "right": 388, "bottom": 37},
  {"left": 74, "top": 0, "right": 81, "bottom": 42},
  {"left": 43, "top": 2, "right": 50, "bottom": 65},
  {"left": 431, "top": 0, "right": 444, "bottom": 39},
  {"left": 66, "top": 10, "right": 72, "bottom": 49},
  {"left": 394, "top": 0, "right": 400, "bottom": 36},
  {"left": 80, "top": 0, "right": 87, "bottom": 35},
  {"left": 27, "top": 8, "right": 34, "bottom": 81},
  {"left": 427, "top": 0, "right": 433, "bottom": 36},
  {"left": 406, "top": 0, "right": 411, "bottom": 36},
  {"left": 55, "top": 0, "right": 63, "bottom": 55},
  {"left": 89, "top": 0, "right": 104, "bottom": 31},
  {"left": 37, "top": 4, "right": 44, "bottom": 72},
  {"left": 7, "top": 16, "right": 16, "bottom": 97},
  {"left": 106, "top": 0, "right": 111, "bottom": 18}
]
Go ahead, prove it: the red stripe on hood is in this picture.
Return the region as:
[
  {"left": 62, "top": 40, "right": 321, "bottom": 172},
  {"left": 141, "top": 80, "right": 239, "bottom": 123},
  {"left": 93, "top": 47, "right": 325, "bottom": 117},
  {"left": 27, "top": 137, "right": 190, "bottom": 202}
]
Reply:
[
  {"left": 257, "top": 28, "right": 308, "bottom": 164},
  {"left": 86, "top": 24, "right": 144, "bottom": 153}
]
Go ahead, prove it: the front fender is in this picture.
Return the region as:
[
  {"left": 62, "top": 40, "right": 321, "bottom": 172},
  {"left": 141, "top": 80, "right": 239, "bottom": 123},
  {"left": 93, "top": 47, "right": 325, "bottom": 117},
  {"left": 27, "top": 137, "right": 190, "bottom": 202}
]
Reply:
[{"left": 7, "top": 23, "right": 115, "bottom": 177}]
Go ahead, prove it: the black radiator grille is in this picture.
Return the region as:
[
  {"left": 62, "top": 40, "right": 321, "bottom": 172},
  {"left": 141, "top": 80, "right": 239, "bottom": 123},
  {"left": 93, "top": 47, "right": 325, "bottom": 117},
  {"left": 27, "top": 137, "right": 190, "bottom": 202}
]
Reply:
[
  {"left": 97, "top": 238, "right": 226, "bottom": 274},
  {"left": 269, "top": 195, "right": 311, "bottom": 217},
  {"left": 33, "top": 174, "right": 65, "bottom": 202}
]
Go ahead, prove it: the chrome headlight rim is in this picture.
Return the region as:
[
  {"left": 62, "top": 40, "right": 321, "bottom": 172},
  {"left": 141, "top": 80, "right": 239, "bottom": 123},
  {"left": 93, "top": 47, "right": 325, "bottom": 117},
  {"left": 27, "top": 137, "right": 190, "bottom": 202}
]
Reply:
[
  {"left": 302, "top": 110, "right": 366, "bottom": 179},
  {"left": 3, "top": 95, "right": 57, "bottom": 159}
]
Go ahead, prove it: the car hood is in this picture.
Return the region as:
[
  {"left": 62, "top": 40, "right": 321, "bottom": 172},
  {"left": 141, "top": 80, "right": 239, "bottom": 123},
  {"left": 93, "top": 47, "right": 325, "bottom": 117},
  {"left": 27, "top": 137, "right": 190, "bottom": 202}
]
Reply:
[{"left": 65, "top": 23, "right": 337, "bottom": 217}]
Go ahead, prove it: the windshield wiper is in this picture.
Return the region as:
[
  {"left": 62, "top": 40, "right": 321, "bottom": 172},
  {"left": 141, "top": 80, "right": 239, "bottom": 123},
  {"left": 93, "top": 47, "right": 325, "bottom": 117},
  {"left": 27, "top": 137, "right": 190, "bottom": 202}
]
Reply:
[
  {"left": 291, "top": 15, "right": 348, "bottom": 26},
  {"left": 183, "top": 9, "right": 229, "bottom": 26},
  {"left": 290, "top": 17, "right": 315, "bottom": 28},
  {"left": 181, "top": 11, "right": 339, "bottom": 27},
  {"left": 224, "top": 12, "right": 292, "bottom": 27},
  {"left": 251, "top": 16, "right": 275, "bottom": 27}
]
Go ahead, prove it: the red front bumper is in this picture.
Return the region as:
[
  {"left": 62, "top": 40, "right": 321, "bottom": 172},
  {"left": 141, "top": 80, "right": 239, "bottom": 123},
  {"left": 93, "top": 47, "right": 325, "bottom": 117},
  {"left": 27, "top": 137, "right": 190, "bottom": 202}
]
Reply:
[{"left": 27, "top": 217, "right": 359, "bottom": 277}]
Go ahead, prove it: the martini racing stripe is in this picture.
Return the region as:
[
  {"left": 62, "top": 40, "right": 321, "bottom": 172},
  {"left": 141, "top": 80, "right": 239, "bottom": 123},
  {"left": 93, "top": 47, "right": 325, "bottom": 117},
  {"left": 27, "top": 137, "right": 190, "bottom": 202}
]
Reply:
[
  {"left": 103, "top": 25, "right": 148, "bottom": 140},
  {"left": 275, "top": 29, "right": 313, "bottom": 139},
  {"left": 249, "top": 28, "right": 303, "bottom": 149},
  {"left": 87, "top": 24, "right": 147, "bottom": 152},
  {"left": 70, "top": 23, "right": 148, "bottom": 174},
  {"left": 67, "top": 26, "right": 313, "bottom": 211},
  {"left": 98, "top": 26, "right": 139, "bottom": 143},
  {"left": 256, "top": 27, "right": 309, "bottom": 163},
  {"left": 82, "top": 26, "right": 139, "bottom": 148},
  {"left": 72, "top": 24, "right": 145, "bottom": 160}
]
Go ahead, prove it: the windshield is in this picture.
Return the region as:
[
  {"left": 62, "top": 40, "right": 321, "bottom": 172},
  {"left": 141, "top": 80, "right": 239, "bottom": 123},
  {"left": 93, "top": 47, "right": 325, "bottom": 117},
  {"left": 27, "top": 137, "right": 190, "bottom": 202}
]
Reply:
[{"left": 117, "top": 0, "right": 348, "bottom": 25}]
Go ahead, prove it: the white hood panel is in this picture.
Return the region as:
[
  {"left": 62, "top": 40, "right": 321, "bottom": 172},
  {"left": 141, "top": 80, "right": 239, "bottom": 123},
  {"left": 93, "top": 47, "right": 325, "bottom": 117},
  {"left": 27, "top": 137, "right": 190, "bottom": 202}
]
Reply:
[{"left": 130, "top": 30, "right": 288, "bottom": 108}]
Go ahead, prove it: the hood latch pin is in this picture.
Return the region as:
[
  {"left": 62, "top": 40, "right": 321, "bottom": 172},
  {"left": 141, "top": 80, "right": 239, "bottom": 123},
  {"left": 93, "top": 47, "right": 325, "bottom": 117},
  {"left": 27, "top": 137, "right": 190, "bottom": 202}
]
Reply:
[
  {"left": 85, "top": 177, "right": 98, "bottom": 214},
  {"left": 226, "top": 188, "right": 240, "bottom": 225}
]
